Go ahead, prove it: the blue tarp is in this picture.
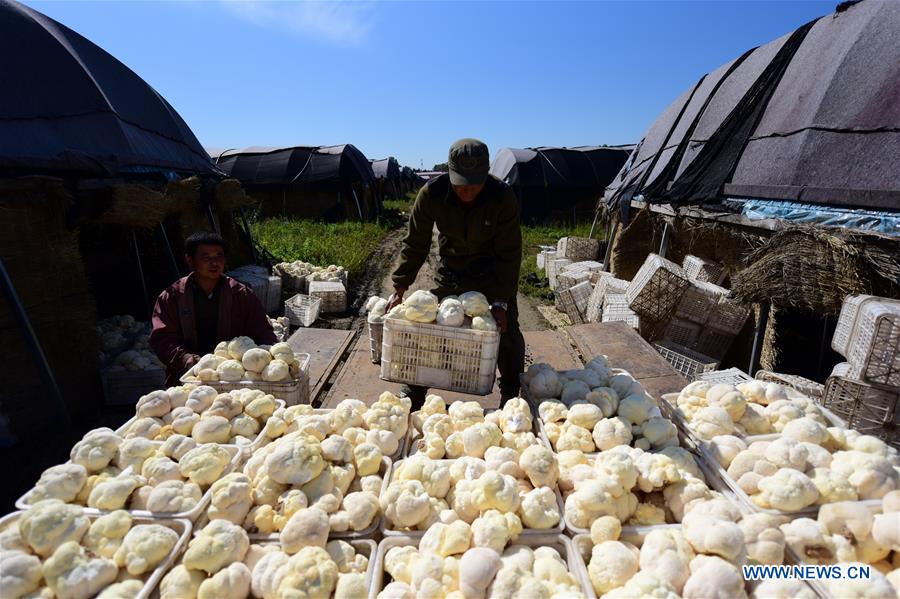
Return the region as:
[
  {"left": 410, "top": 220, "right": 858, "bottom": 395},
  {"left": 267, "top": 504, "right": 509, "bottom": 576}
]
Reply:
[{"left": 738, "top": 199, "right": 900, "bottom": 236}]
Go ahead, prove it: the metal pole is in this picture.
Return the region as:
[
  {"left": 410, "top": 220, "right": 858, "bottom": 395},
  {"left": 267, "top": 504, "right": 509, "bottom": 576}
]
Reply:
[
  {"left": 238, "top": 207, "right": 258, "bottom": 264},
  {"left": 352, "top": 188, "right": 363, "bottom": 220},
  {"left": 658, "top": 221, "right": 671, "bottom": 259},
  {"left": 132, "top": 231, "right": 151, "bottom": 319},
  {"left": 155, "top": 223, "right": 181, "bottom": 279},
  {"left": 602, "top": 222, "right": 618, "bottom": 272},
  {"left": 588, "top": 206, "right": 601, "bottom": 239},
  {"left": 205, "top": 204, "right": 219, "bottom": 234},
  {"left": 749, "top": 303, "right": 770, "bottom": 376},
  {"left": 0, "top": 257, "right": 69, "bottom": 429}
]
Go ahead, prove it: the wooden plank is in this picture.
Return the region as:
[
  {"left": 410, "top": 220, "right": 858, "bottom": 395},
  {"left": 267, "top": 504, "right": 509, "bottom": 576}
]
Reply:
[
  {"left": 525, "top": 330, "right": 582, "bottom": 371},
  {"left": 286, "top": 328, "right": 354, "bottom": 399},
  {"left": 639, "top": 373, "right": 689, "bottom": 400},
  {"left": 567, "top": 322, "right": 682, "bottom": 380}
]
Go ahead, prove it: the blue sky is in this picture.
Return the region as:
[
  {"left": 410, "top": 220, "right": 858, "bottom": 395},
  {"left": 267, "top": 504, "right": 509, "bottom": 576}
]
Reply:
[{"left": 28, "top": 0, "right": 835, "bottom": 169}]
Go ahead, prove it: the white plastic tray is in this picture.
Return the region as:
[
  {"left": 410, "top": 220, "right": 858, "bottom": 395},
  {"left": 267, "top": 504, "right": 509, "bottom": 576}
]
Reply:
[
  {"left": 181, "top": 352, "right": 312, "bottom": 406},
  {"left": 0, "top": 510, "right": 192, "bottom": 599},
  {"left": 380, "top": 458, "right": 565, "bottom": 537},
  {"left": 15, "top": 443, "right": 242, "bottom": 522},
  {"left": 370, "top": 534, "right": 589, "bottom": 599},
  {"left": 571, "top": 527, "right": 818, "bottom": 599},
  {"left": 238, "top": 457, "right": 392, "bottom": 541},
  {"left": 561, "top": 446, "right": 740, "bottom": 536},
  {"left": 404, "top": 406, "right": 550, "bottom": 459},
  {"left": 116, "top": 400, "right": 286, "bottom": 456}
]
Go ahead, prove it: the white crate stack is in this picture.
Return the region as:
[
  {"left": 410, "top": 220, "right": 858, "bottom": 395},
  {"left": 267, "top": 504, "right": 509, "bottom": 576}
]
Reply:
[
  {"left": 546, "top": 258, "right": 572, "bottom": 290},
  {"left": 823, "top": 295, "right": 900, "bottom": 445},
  {"left": 601, "top": 293, "right": 640, "bottom": 330},
  {"left": 557, "top": 281, "right": 593, "bottom": 324},
  {"left": 536, "top": 245, "right": 557, "bottom": 271},
  {"left": 227, "top": 265, "right": 280, "bottom": 313}
]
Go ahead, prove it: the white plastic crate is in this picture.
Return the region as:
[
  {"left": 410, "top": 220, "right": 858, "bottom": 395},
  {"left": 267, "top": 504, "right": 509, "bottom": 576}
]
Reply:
[
  {"left": 546, "top": 258, "right": 572, "bottom": 289},
  {"left": 536, "top": 246, "right": 556, "bottom": 270},
  {"left": 265, "top": 274, "right": 282, "bottom": 313},
  {"left": 695, "top": 327, "right": 735, "bottom": 360},
  {"left": 699, "top": 367, "right": 753, "bottom": 386},
  {"left": 660, "top": 317, "right": 701, "bottom": 348},
  {"left": 822, "top": 375, "right": 900, "bottom": 448},
  {"left": 284, "top": 293, "right": 321, "bottom": 327},
  {"left": 557, "top": 281, "right": 593, "bottom": 324},
  {"left": 601, "top": 293, "right": 640, "bottom": 330},
  {"left": 226, "top": 268, "right": 269, "bottom": 305},
  {"left": 308, "top": 280, "right": 347, "bottom": 313},
  {"left": 654, "top": 340, "right": 718, "bottom": 380},
  {"left": 832, "top": 294, "right": 874, "bottom": 356},
  {"left": 368, "top": 319, "right": 384, "bottom": 364},
  {"left": 625, "top": 253, "right": 689, "bottom": 322},
  {"left": 585, "top": 273, "right": 612, "bottom": 323},
  {"left": 681, "top": 254, "right": 727, "bottom": 285},
  {"left": 674, "top": 279, "right": 726, "bottom": 325},
  {"left": 182, "top": 352, "right": 311, "bottom": 405},
  {"left": 755, "top": 369, "right": 824, "bottom": 401},
  {"left": 844, "top": 298, "right": 900, "bottom": 387},
  {"left": 708, "top": 293, "right": 752, "bottom": 334},
  {"left": 556, "top": 268, "right": 591, "bottom": 291},
  {"left": 380, "top": 317, "right": 500, "bottom": 395},
  {"left": 557, "top": 236, "right": 600, "bottom": 262},
  {"left": 101, "top": 367, "right": 166, "bottom": 406}
]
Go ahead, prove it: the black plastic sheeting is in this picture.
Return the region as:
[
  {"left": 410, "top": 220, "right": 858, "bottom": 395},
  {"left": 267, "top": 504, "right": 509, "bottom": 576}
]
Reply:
[
  {"left": 212, "top": 145, "right": 376, "bottom": 186},
  {"left": 0, "top": 0, "right": 218, "bottom": 178},
  {"left": 605, "top": 0, "right": 900, "bottom": 214},
  {"left": 371, "top": 157, "right": 401, "bottom": 180},
  {"left": 490, "top": 146, "right": 632, "bottom": 222}
]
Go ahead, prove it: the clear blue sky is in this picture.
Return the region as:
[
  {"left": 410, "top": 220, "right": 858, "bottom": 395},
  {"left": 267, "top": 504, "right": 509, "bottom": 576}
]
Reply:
[{"left": 28, "top": 0, "right": 834, "bottom": 169}]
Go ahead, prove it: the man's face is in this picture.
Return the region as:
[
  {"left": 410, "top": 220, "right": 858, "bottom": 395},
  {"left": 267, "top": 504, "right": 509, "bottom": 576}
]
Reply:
[
  {"left": 186, "top": 243, "right": 225, "bottom": 280},
  {"left": 452, "top": 183, "right": 484, "bottom": 203}
]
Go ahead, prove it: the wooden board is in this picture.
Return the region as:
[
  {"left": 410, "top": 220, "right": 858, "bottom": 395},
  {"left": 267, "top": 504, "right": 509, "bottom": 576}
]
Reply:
[
  {"left": 286, "top": 328, "right": 354, "bottom": 400},
  {"left": 637, "top": 373, "right": 689, "bottom": 400},
  {"left": 524, "top": 330, "right": 581, "bottom": 371},
  {"left": 322, "top": 330, "right": 579, "bottom": 409},
  {"left": 567, "top": 322, "right": 682, "bottom": 379}
]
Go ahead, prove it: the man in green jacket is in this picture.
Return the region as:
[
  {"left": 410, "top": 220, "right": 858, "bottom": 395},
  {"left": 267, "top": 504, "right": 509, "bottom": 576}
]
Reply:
[{"left": 387, "top": 139, "right": 524, "bottom": 408}]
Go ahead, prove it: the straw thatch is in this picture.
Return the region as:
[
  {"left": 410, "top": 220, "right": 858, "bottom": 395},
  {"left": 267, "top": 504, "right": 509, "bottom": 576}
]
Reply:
[
  {"left": 731, "top": 225, "right": 900, "bottom": 315},
  {"left": 0, "top": 177, "right": 100, "bottom": 435},
  {"left": 609, "top": 208, "right": 663, "bottom": 280},
  {"left": 96, "top": 184, "right": 175, "bottom": 229}
]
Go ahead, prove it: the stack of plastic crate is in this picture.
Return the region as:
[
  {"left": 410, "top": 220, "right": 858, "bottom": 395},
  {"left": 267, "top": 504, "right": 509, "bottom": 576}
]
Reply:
[{"left": 824, "top": 295, "right": 900, "bottom": 446}]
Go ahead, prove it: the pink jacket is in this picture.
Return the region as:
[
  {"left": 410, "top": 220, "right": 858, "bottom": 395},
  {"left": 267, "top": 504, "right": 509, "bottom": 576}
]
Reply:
[{"left": 149, "top": 274, "right": 277, "bottom": 386}]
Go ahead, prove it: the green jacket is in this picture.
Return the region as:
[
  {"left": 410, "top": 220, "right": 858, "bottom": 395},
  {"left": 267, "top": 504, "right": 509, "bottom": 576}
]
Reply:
[{"left": 392, "top": 174, "right": 522, "bottom": 303}]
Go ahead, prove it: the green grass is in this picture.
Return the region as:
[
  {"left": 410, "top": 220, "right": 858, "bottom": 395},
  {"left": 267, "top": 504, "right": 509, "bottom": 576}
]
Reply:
[
  {"left": 252, "top": 218, "right": 390, "bottom": 278},
  {"left": 519, "top": 221, "right": 600, "bottom": 302}
]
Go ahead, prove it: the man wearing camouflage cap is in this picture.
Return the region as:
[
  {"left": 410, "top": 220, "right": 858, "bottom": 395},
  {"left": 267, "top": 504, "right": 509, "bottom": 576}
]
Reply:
[{"left": 388, "top": 138, "right": 525, "bottom": 408}]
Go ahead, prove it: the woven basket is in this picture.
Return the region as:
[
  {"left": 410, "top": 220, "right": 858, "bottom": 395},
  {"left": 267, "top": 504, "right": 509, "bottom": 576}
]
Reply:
[
  {"left": 695, "top": 328, "right": 735, "bottom": 360},
  {"left": 601, "top": 294, "right": 640, "bottom": 330},
  {"left": 844, "top": 299, "right": 900, "bottom": 387},
  {"left": 675, "top": 280, "right": 727, "bottom": 325},
  {"left": 308, "top": 281, "right": 347, "bottom": 313},
  {"left": 682, "top": 254, "right": 727, "bottom": 285},
  {"left": 660, "top": 318, "right": 701, "bottom": 348},
  {"left": 654, "top": 340, "right": 718, "bottom": 380},
  {"left": 822, "top": 375, "right": 899, "bottom": 448},
  {"left": 708, "top": 294, "right": 752, "bottom": 335},
  {"left": 625, "top": 254, "right": 689, "bottom": 321},
  {"left": 547, "top": 258, "right": 573, "bottom": 290},
  {"left": 557, "top": 236, "right": 600, "bottom": 262},
  {"left": 755, "top": 370, "right": 824, "bottom": 401},
  {"left": 557, "top": 281, "right": 593, "bottom": 325}
]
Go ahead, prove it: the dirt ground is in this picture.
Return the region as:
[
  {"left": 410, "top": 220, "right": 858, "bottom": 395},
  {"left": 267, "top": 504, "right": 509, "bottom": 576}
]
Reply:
[{"left": 372, "top": 227, "right": 550, "bottom": 331}]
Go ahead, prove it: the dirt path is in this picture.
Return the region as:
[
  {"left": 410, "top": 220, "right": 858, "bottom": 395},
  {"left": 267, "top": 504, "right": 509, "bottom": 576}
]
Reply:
[{"left": 376, "top": 228, "right": 550, "bottom": 332}]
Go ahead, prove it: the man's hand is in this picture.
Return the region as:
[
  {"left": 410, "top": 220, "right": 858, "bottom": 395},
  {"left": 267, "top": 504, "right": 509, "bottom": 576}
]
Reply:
[
  {"left": 387, "top": 287, "right": 407, "bottom": 310},
  {"left": 490, "top": 304, "right": 508, "bottom": 334}
]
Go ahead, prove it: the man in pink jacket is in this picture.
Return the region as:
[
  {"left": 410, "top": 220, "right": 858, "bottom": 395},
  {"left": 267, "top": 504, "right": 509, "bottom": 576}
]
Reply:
[{"left": 150, "top": 232, "right": 277, "bottom": 386}]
